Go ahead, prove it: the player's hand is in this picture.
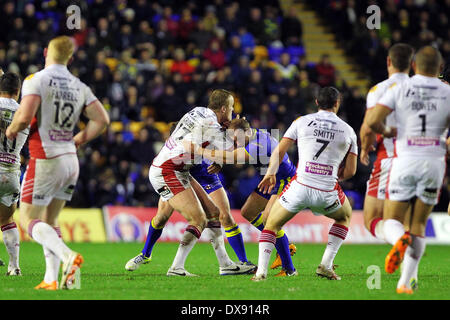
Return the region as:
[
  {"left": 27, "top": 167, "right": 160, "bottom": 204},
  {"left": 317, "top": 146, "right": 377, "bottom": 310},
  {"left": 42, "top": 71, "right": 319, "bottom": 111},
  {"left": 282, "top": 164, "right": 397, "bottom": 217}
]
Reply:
[
  {"left": 5, "top": 127, "right": 17, "bottom": 140},
  {"left": 258, "top": 174, "right": 276, "bottom": 194},
  {"left": 383, "top": 126, "right": 397, "bottom": 138},
  {"left": 207, "top": 163, "right": 222, "bottom": 174},
  {"left": 360, "top": 145, "right": 375, "bottom": 166}
]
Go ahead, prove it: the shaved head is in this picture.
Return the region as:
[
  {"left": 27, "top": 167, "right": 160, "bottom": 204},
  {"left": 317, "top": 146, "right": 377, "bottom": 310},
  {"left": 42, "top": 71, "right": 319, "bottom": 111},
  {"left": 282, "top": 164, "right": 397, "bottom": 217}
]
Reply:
[
  {"left": 47, "top": 36, "right": 74, "bottom": 65},
  {"left": 415, "top": 46, "right": 442, "bottom": 76}
]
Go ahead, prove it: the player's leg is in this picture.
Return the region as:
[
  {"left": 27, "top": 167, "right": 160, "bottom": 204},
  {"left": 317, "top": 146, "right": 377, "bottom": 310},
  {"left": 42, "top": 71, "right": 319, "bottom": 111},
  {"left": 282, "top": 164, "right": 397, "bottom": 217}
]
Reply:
[
  {"left": 191, "top": 179, "right": 255, "bottom": 275},
  {"left": 383, "top": 199, "right": 412, "bottom": 274},
  {"left": 363, "top": 195, "right": 385, "bottom": 241},
  {"left": 396, "top": 198, "right": 433, "bottom": 293},
  {"left": 35, "top": 199, "right": 66, "bottom": 288},
  {"left": 0, "top": 201, "right": 20, "bottom": 275},
  {"left": 252, "top": 199, "right": 298, "bottom": 281},
  {"left": 263, "top": 194, "right": 297, "bottom": 275},
  {"left": 317, "top": 196, "right": 352, "bottom": 280},
  {"left": 126, "top": 198, "right": 174, "bottom": 271},
  {"left": 166, "top": 186, "right": 208, "bottom": 276},
  {"left": 241, "top": 191, "right": 268, "bottom": 231},
  {"left": 210, "top": 187, "right": 249, "bottom": 265}
]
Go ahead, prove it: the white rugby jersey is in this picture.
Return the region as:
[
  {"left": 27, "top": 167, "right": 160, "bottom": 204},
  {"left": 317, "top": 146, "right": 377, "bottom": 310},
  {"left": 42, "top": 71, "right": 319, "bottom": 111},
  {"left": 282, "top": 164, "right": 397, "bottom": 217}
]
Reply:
[
  {"left": 0, "top": 97, "right": 29, "bottom": 170},
  {"left": 284, "top": 110, "right": 358, "bottom": 190},
  {"left": 152, "top": 107, "right": 231, "bottom": 171},
  {"left": 21, "top": 64, "right": 98, "bottom": 159},
  {"left": 378, "top": 74, "right": 450, "bottom": 159},
  {"left": 366, "top": 73, "right": 409, "bottom": 159}
]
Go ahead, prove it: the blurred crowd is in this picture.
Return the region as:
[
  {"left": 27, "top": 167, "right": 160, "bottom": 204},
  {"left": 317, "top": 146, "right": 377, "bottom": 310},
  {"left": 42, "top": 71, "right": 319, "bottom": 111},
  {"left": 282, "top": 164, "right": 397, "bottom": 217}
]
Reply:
[{"left": 0, "top": 0, "right": 447, "bottom": 210}]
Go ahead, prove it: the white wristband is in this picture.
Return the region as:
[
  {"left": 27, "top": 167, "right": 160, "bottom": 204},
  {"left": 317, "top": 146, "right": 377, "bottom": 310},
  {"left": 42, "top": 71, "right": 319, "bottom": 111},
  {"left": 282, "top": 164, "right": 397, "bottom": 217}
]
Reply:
[{"left": 384, "top": 126, "right": 392, "bottom": 136}]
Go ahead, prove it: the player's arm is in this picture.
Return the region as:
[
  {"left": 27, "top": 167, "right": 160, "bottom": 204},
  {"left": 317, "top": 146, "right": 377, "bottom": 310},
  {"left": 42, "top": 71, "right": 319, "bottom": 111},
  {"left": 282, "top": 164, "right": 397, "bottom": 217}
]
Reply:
[
  {"left": 73, "top": 100, "right": 110, "bottom": 148},
  {"left": 6, "top": 95, "right": 40, "bottom": 140},
  {"left": 258, "top": 137, "right": 294, "bottom": 194},
  {"left": 338, "top": 152, "right": 357, "bottom": 181},
  {"left": 365, "top": 104, "right": 397, "bottom": 138},
  {"left": 359, "top": 109, "right": 377, "bottom": 166}
]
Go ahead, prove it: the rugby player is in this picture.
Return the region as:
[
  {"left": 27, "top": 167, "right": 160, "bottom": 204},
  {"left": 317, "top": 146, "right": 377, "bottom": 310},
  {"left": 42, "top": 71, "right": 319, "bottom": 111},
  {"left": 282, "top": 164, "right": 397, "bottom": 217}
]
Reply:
[
  {"left": 252, "top": 87, "right": 358, "bottom": 281},
  {"left": 6, "top": 36, "right": 110, "bottom": 290},
  {"left": 366, "top": 46, "right": 450, "bottom": 294},
  {"left": 125, "top": 161, "right": 256, "bottom": 274},
  {"left": 148, "top": 89, "right": 255, "bottom": 276},
  {"left": 360, "top": 43, "right": 414, "bottom": 241},
  {"left": 0, "top": 72, "right": 28, "bottom": 276},
  {"left": 185, "top": 118, "right": 298, "bottom": 276}
]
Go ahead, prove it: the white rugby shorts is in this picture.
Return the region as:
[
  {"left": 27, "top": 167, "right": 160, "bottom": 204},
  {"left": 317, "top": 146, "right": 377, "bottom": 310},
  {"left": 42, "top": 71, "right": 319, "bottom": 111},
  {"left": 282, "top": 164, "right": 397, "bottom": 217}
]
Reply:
[
  {"left": 21, "top": 153, "right": 79, "bottom": 206},
  {"left": 0, "top": 170, "right": 21, "bottom": 207},
  {"left": 278, "top": 179, "right": 346, "bottom": 216},
  {"left": 386, "top": 157, "right": 445, "bottom": 205},
  {"left": 366, "top": 157, "right": 393, "bottom": 200},
  {"left": 149, "top": 165, "right": 191, "bottom": 201}
]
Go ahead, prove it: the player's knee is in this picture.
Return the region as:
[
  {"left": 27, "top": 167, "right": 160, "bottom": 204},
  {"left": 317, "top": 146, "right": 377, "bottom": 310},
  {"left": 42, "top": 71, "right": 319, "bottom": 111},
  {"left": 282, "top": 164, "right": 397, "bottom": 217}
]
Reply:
[{"left": 218, "top": 210, "right": 234, "bottom": 228}]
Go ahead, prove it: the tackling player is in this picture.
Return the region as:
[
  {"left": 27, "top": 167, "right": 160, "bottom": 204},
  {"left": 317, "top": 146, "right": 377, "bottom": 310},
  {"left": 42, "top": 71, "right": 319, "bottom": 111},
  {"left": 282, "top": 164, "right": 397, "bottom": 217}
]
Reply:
[
  {"left": 186, "top": 118, "right": 298, "bottom": 276},
  {"left": 0, "top": 72, "right": 28, "bottom": 276},
  {"left": 360, "top": 43, "right": 414, "bottom": 241},
  {"left": 125, "top": 161, "right": 256, "bottom": 274},
  {"left": 252, "top": 87, "right": 358, "bottom": 281},
  {"left": 6, "top": 36, "right": 110, "bottom": 290},
  {"left": 148, "top": 89, "right": 255, "bottom": 276},
  {"left": 366, "top": 46, "right": 450, "bottom": 294}
]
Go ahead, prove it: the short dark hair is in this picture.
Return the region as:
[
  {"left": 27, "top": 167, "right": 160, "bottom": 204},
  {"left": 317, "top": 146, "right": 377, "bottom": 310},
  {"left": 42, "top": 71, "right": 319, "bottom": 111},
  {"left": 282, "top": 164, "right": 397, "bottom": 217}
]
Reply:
[
  {"left": 388, "top": 43, "right": 414, "bottom": 72},
  {"left": 0, "top": 72, "right": 21, "bottom": 96},
  {"left": 208, "top": 89, "right": 233, "bottom": 111},
  {"left": 415, "top": 46, "right": 442, "bottom": 76},
  {"left": 317, "top": 87, "right": 340, "bottom": 109}
]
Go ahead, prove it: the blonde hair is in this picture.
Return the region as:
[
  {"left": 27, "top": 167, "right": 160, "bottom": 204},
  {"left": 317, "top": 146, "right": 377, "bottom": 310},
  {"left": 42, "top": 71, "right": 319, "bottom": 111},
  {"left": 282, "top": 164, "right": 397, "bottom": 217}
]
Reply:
[{"left": 47, "top": 36, "right": 74, "bottom": 64}]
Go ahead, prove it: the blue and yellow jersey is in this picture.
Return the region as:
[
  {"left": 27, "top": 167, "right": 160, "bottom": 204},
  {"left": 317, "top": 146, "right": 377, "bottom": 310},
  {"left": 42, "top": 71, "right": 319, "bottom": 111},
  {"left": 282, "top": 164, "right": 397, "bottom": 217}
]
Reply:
[{"left": 245, "top": 129, "right": 297, "bottom": 189}]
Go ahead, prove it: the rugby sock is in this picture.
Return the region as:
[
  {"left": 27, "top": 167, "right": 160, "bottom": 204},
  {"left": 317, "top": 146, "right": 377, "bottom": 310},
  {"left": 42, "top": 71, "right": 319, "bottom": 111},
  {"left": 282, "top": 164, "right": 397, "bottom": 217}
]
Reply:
[
  {"left": 250, "top": 212, "right": 265, "bottom": 231},
  {"left": 43, "top": 227, "right": 62, "bottom": 283},
  {"left": 275, "top": 230, "right": 295, "bottom": 271},
  {"left": 1, "top": 222, "right": 20, "bottom": 269},
  {"left": 142, "top": 218, "right": 164, "bottom": 258},
  {"left": 171, "top": 225, "right": 201, "bottom": 269},
  {"left": 370, "top": 218, "right": 385, "bottom": 241},
  {"left": 320, "top": 224, "right": 348, "bottom": 270},
  {"left": 224, "top": 224, "right": 247, "bottom": 263},
  {"left": 204, "top": 221, "right": 233, "bottom": 268},
  {"left": 255, "top": 230, "right": 276, "bottom": 277},
  {"left": 28, "top": 220, "right": 72, "bottom": 262},
  {"left": 397, "top": 235, "right": 425, "bottom": 290},
  {"left": 383, "top": 219, "right": 405, "bottom": 245}
]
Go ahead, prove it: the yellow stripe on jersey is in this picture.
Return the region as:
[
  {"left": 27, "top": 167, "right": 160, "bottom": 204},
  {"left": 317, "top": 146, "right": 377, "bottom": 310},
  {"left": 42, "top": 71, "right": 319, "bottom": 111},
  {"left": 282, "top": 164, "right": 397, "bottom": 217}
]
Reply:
[
  {"left": 277, "top": 177, "right": 291, "bottom": 195},
  {"left": 25, "top": 73, "right": 35, "bottom": 80}
]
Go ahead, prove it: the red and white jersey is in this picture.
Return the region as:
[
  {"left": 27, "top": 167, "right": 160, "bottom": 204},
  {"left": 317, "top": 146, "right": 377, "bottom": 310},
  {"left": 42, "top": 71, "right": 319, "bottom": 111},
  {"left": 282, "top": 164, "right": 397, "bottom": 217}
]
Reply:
[
  {"left": 283, "top": 110, "right": 358, "bottom": 190},
  {"left": 0, "top": 97, "right": 29, "bottom": 170},
  {"left": 152, "top": 107, "right": 231, "bottom": 171},
  {"left": 21, "top": 64, "right": 98, "bottom": 159},
  {"left": 378, "top": 74, "right": 450, "bottom": 159},
  {"left": 366, "top": 73, "right": 409, "bottom": 159}
]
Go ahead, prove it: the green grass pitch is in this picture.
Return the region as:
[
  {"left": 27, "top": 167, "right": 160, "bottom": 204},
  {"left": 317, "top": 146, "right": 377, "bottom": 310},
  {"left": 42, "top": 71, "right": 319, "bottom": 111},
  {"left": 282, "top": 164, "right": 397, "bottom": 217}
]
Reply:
[{"left": 1, "top": 242, "right": 449, "bottom": 300}]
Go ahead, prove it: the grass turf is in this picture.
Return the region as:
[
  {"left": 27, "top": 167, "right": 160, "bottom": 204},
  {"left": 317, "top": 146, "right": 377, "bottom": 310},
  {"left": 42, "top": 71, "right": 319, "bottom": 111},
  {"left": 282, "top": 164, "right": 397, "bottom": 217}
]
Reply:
[{"left": 0, "top": 242, "right": 449, "bottom": 300}]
